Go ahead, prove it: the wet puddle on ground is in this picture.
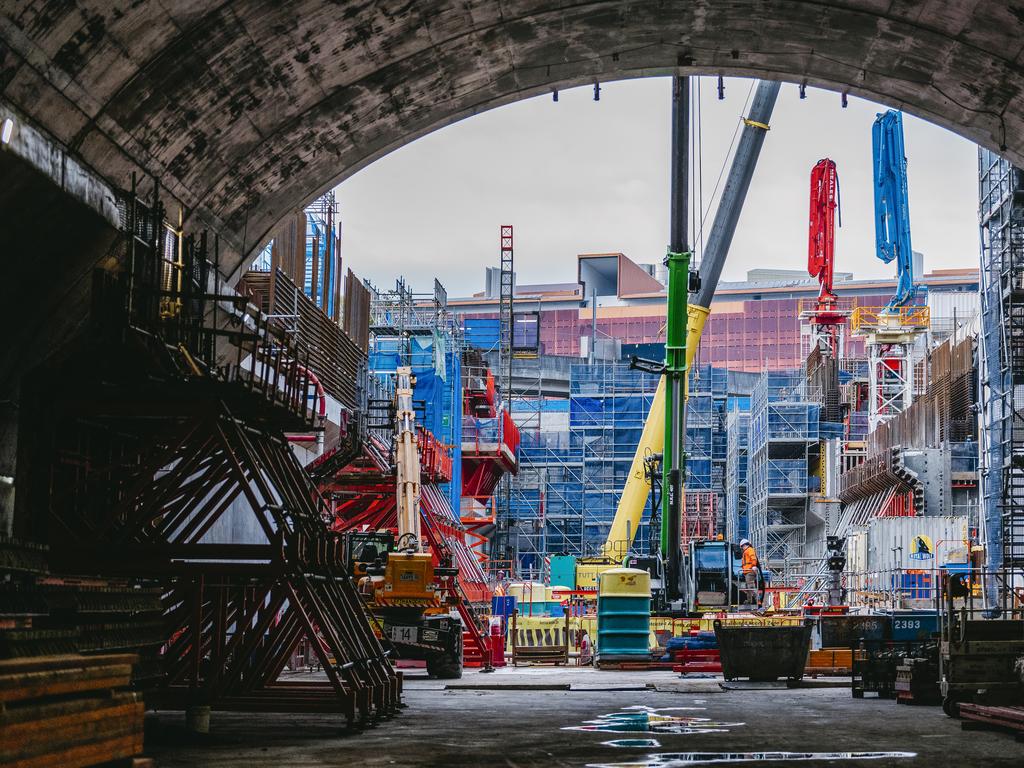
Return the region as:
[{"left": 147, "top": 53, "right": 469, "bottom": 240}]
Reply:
[
  {"left": 563, "top": 708, "right": 743, "bottom": 736},
  {"left": 586, "top": 752, "right": 916, "bottom": 767},
  {"left": 603, "top": 739, "right": 663, "bottom": 749}
]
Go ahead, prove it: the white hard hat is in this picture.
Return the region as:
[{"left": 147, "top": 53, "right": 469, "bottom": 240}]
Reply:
[{"left": 740, "top": 539, "right": 751, "bottom": 547}]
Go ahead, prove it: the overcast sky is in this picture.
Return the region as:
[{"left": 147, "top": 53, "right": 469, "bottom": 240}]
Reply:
[{"left": 335, "top": 77, "right": 979, "bottom": 298}]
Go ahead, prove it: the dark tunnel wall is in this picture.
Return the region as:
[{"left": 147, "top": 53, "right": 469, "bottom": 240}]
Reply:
[{"left": 1, "top": 0, "right": 1022, "bottom": 279}]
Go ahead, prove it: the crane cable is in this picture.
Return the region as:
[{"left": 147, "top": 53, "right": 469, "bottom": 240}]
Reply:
[{"left": 697, "top": 80, "right": 757, "bottom": 245}]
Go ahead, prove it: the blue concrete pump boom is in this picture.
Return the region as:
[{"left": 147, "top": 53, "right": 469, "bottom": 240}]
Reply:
[{"left": 872, "top": 110, "right": 924, "bottom": 308}]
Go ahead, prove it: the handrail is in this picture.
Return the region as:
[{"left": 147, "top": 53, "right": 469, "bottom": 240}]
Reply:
[{"left": 851, "top": 305, "right": 930, "bottom": 333}]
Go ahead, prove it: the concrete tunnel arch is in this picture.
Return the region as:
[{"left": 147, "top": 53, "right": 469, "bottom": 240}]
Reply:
[{"left": 1, "top": 0, "right": 1022, "bottom": 280}]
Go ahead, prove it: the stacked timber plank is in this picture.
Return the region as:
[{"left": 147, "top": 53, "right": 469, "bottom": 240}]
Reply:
[
  {"left": 0, "top": 539, "right": 72, "bottom": 659},
  {"left": 807, "top": 648, "right": 853, "bottom": 676},
  {"left": 959, "top": 703, "right": 1024, "bottom": 739},
  {"left": 0, "top": 654, "right": 144, "bottom": 768},
  {"left": 0, "top": 553, "right": 163, "bottom": 683}
]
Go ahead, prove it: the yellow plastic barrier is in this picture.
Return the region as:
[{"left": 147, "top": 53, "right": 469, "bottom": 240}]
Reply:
[
  {"left": 505, "top": 610, "right": 801, "bottom": 656},
  {"left": 851, "top": 305, "right": 930, "bottom": 333},
  {"left": 506, "top": 614, "right": 596, "bottom": 655}
]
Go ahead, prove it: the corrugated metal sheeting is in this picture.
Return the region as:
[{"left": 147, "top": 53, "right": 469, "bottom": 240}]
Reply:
[
  {"left": 864, "top": 516, "right": 970, "bottom": 571},
  {"left": 343, "top": 269, "right": 370, "bottom": 353},
  {"left": 928, "top": 290, "right": 979, "bottom": 329}
]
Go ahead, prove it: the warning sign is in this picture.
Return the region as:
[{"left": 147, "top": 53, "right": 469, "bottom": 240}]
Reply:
[{"left": 909, "top": 534, "right": 934, "bottom": 561}]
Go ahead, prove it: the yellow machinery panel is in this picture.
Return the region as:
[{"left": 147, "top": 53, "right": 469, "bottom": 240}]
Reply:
[
  {"left": 598, "top": 567, "right": 652, "bottom": 598},
  {"left": 383, "top": 552, "right": 435, "bottom": 600},
  {"left": 576, "top": 559, "right": 619, "bottom": 591}
]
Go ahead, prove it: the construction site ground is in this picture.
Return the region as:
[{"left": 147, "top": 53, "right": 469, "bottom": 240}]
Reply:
[{"left": 145, "top": 666, "right": 1023, "bottom": 767}]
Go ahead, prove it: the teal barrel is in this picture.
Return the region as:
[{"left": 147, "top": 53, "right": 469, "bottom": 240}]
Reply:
[
  {"left": 596, "top": 567, "right": 652, "bottom": 663},
  {"left": 549, "top": 554, "right": 577, "bottom": 592}
]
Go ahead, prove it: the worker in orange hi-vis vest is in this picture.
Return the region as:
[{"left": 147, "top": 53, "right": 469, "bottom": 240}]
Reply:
[
  {"left": 493, "top": 571, "right": 508, "bottom": 597},
  {"left": 578, "top": 629, "right": 593, "bottom": 666},
  {"left": 739, "top": 539, "right": 762, "bottom": 608}
]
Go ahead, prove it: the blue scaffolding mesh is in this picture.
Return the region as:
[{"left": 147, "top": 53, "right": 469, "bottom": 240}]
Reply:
[
  {"left": 508, "top": 358, "right": 742, "bottom": 565},
  {"left": 463, "top": 317, "right": 500, "bottom": 351},
  {"left": 569, "top": 361, "right": 657, "bottom": 551},
  {"left": 369, "top": 332, "right": 461, "bottom": 511},
  {"left": 847, "top": 410, "right": 870, "bottom": 441},
  {"left": 687, "top": 365, "right": 729, "bottom": 497}
]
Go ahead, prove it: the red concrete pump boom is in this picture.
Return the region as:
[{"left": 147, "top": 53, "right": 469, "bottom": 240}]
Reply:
[{"left": 808, "top": 158, "right": 840, "bottom": 309}]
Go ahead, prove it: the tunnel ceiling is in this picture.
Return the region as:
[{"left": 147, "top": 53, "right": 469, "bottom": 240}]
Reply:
[{"left": 2, "top": 1, "right": 1023, "bottom": 277}]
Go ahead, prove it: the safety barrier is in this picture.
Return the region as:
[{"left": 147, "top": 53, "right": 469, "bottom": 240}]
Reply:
[
  {"left": 509, "top": 613, "right": 571, "bottom": 665},
  {"left": 505, "top": 613, "right": 804, "bottom": 658},
  {"left": 851, "top": 305, "right": 930, "bottom": 333},
  {"left": 844, "top": 567, "right": 962, "bottom": 610},
  {"left": 416, "top": 427, "right": 453, "bottom": 482},
  {"left": 797, "top": 296, "right": 858, "bottom": 315},
  {"left": 462, "top": 413, "right": 520, "bottom": 456}
]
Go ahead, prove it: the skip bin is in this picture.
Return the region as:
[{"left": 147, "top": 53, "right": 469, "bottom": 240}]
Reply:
[
  {"left": 713, "top": 620, "right": 812, "bottom": 682},
  {"left": 882, "top": 609, "right": 939, "bottom": 642},
  {"left": 819, "top": 614, "right": 889, "bottom": 650}
]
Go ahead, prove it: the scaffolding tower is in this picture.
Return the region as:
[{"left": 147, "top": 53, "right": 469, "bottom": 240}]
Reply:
[
  {"left": 979, "top": 148, "right": 1024, "bottom": 568},
  {"left": 748, "top": 371, "right": 822, "bottom": 574},
  {"left": 570, "top": 361, "right": 659, "bottom": 559},
  {"left": 850, "top": 305, "right": 930, "bottom": 432},
  {"left": 495, "top": 225, "right": 516, "bottom": 564},
  {"left": 367, "top": 276, "right": 463, "bottom": 513},
  {"left": 725, "top": 409, "right": 750, "bottom": 542},
  {"left": 508, "top": 402, "right": 585, "bottom": 573},
  {"left": 686, "top": 365, "right": 728, "bottom": 498},
  {"left": 504, "top": 301, "right": 546, "bottom": 574}
]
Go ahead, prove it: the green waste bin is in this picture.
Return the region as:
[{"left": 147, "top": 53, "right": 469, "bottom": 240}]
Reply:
[
  {"left": 596, "top": 568, "right": 651, "bottom": 663},
  {"left": 713, "top": 620, "right": 812, "bottom": 682}
]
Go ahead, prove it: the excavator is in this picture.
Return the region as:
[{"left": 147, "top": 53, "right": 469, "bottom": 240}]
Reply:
[
  {"left": 342, "top": 366, "right": 464, "bottom": 678},
  {"left": 600, "top": 79, "right": 781, "bottom": 614}
]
